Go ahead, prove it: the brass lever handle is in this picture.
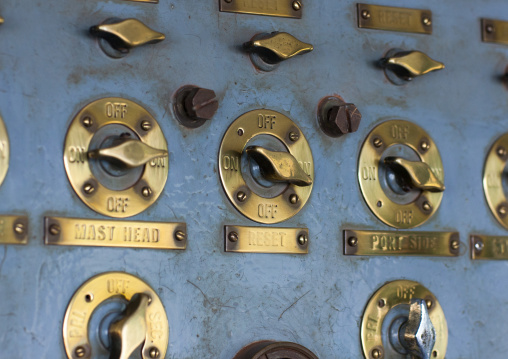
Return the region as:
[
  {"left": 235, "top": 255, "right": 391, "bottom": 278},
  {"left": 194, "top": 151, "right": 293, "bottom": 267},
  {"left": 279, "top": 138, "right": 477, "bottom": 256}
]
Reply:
[
  {"left": 384, "top": 157, "right": 445, "bottom": 192},
  {"left": 244, "top": 32, "right": 313, "bottom": 63},
  {"left": 0, "top": 17, "right": 4, "bottom": 25},
  {"left": 246, "top": 146, "right": 312, "bottom": 187},
  {"left": 90, "top": 18, "right": 165, "bottom": 51},
  {"left": 88, "top": 139, "right": 168, "bottom": 168},
  {"left": 383, "top": 50, "right": 444, "bottom": 78},
  {"left": 109, "top": 293, "right": 150, "bottom": 359}
]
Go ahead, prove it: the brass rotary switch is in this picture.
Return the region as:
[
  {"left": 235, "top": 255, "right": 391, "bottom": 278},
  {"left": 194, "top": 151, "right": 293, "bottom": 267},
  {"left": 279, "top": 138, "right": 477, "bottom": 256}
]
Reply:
[
  {"left": 0, "top": 113, "right": 8, "bottom": 187},
  {"left": 64, "top": 98, "right": 168, "bottom": 218},
  {"left": 63, "top": 272, "right": 169, "bottom": 359},
  {"left": 219, "top": 110, "right": 314, "bottom": 224},
  {"left": 358, "top": 120, "right": 445, "bottom": 228},
  {"left": 233, "top": 341, "right": 318, "bottom": 359},
  {"left": 381, "top": 50, "right": 444, "bottom": 85},
  {"left": 361, "top": 280, "right": 448, "bottom": 359}
]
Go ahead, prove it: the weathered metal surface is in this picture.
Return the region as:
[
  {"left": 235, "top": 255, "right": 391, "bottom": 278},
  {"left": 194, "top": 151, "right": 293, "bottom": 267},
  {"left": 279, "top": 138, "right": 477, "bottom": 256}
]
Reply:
[{"left": 0, "top": 0, "right": 508, "bottom": 358}]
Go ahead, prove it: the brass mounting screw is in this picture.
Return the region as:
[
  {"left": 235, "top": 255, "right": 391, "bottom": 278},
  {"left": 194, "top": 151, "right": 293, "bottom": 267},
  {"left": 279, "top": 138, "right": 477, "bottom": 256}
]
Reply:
[
  {"left": 82, "top": 117, "right": 93, "bottom": 128},
  {"left": 228, "top": 232, "right": 239, "bottom": 242},
  {"left": 373, "top": 137, "right": 383, "bottom": 148},
  {"left": 292, "top": 0, "right": 302, "bottom": 11},
  {"left": 83, "top": 183, "right": 95, "bottom": 195},
  {"left": 450, "top": 239, "right": 460, "bottom": 251},
  {"left": 486, "top": 24, "right": 495, "bottom": 34},
  {"left": 49, "top": 224, "right": 61, "bottom": 236},
  {"left": 422, "top": 201, "right": 432, "bottom": 212},
  {"left": 142, "top": 186, "right": 152, "bottom": 197},
  {"left": 422, "top": 17, "right": 432, "bottom": 26},
  {"left": 289, "top": 194, "right": 299, "bottom": 204},
  {"left": 149, "top": 347, "right": 160, "bottom": 359},
  {"left": 498, "top": 205, "right": 507, "bottom": 216},
  {"left": 141, "top": 120, "right": 152, "bottom": 131},
  {"left": 420, "top": 140, "right": 430, "bottom": 151},
  {"left": 497, "top": 146, "right": 507, "bottom": 157},
  {"left": 372, "top": 348, "right": 382, "bottom": 359},
  {"left": 74, "top": 346, "right": 86, "bottom": 358},
  {"left": 426, "top": 299, "right": 433, "bottom": 309},
  {"left": 237, "top": 191, "right": 247, "bottom": 202},
  {"left": 361, "top": 10, "right": 371, "bottom": 19},
  {"left": 175, "top": 230, "right": 186, "bottom": 242},
  {"left": 474, "top": 239, "right": 484, "bottom": 252},
  {"left": 14, "top": 223, "right": 25, "bottom": 235},
  {"left": 348, "top": 237, "right": 358, "bottom": 247},
  {"left": 298, "top": 233, "right": 308, "bottom": 246},
  {"left": 289, "top": 131, "right": 300, "bottom": 142}
]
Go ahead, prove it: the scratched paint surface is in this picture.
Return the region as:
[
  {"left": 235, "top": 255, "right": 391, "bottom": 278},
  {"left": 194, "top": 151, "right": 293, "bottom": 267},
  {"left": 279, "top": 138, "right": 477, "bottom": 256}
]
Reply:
[{"left": 0, "top": 0, "right": 508, "bottom": 358}]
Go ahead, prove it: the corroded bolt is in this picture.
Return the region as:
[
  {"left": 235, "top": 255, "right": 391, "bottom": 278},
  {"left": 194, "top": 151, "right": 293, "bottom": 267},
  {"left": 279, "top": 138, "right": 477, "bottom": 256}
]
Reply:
[
  {"left": 348, "top": 237, "right": 358, "bottom": 247},
  {"left": 289, "top": 194, "right": 299, "bottom": 204},
  {"left": 184, "top": 87, "right": 219, "bottom": 122},
  {"left": 49, "top": 224, "right": 61, "bottom": 236},
  {"left": 228, "top": 232, "right": 239, "bottom": 242},
  {"left": 175, "top": 230, "right": 186, "bottom": 242},
  {"left": 326, "top": 103, "right": 362, "bottom": 136},
  {"left": 14, "top": 223, "right": 25, "bottom": 235},
  {"left": 74, "top": 346, "right": 86, "bottom": 358},
  {"left": 298, "top": 234, "right": 308, "bottom": 246},
  {"left": 149, "top": 347, "right": 160, "bottom": 358},
  {"left": 141, "top": 120, "right": 152, "bottom": 131},
  {"left": 142, "top": 186, "right": 152, "bottom": 198}
]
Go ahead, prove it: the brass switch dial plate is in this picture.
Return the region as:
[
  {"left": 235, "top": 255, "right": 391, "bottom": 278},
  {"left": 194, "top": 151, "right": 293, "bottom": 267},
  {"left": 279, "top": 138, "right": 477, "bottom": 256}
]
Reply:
[
  {"left": 64, "top": 98, "right": 168, "bottom": 218},
  {"left": 219, "top": 110, "right": 313, "bottom": 224},
  {"left": 0, "top": 114, "right": 9, "bottom": 187},
  {"left": 483, "top": 132, "right": 508, "bottom": 229},
  {"left": 358, "top": 120, "right": 444, "bottom": 228},
  {"left": 361, "top": 280, "right": 448, "bottom": 359},
  {"left": 63, "top": 272, "right": 169, "bottom": 359}
]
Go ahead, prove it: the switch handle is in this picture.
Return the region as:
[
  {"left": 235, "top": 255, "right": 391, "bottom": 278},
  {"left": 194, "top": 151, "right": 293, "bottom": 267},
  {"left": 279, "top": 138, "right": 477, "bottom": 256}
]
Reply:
[
  {"left": 246, "top": 146, "right": 312, "bottom": 186},
  {"left": 384, "top": 157, "right": 445, "bottom": 192},
  {"left": 244, "top": 32, "right": 313, "bottom": 63},
  {"left": 400, "top": 299, "right": 437, "bottom": 359},
  {"left": 384, "top": 50, "right": 444, "bottom": 78},
  {"left": 0, "top": 17, "right": 4, "bottom": 25},
  {"left": 88, "top": 138, "right": 168, "bottom": 168},
  {"left": 109, "top": 293, "right": 150, "bottom": 359},
  {"left": 90, "top": 18, "right": 165, "bottom": 50}
]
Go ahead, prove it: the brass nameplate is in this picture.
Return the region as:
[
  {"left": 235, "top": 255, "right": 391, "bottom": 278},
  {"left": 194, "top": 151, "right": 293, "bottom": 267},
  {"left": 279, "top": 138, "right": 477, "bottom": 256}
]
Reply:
[
  {"left": 471, "top": 235, "right": 508, "bottom": 260},
  {"left": 344, "top": 230, "right": 459, "bottom": 256},
  {"left": 357, "top": 4, "right": 432, "bottom": 34},
  {"left": 0, "top": 215, "right": 28, "bottom": 245},
  {"left": 225, "top": 225, "right": 308, "bottom": 254},
  {"left": 482, "top": 19, "right": 508, "bottom": 46},
  {"left": 44, "top": 217, "right": 186, "bottom": 250},
  {"left": 219, "top": 0, "right": 302, "bottom": 19}
]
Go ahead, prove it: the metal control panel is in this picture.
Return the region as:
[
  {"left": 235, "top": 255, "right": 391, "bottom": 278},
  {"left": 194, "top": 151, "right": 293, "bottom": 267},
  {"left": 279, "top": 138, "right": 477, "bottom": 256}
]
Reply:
[{"left": 1, "top": 0, "right": 508, "bottom": 358}]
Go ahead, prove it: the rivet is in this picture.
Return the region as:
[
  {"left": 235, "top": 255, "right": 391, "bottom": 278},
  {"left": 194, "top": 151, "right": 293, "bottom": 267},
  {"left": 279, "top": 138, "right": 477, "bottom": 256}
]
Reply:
[
  {"left": 422, "top": 201, "right": 432, "bottom": 212},
  {"left": 49, "top": 224, "right": 61, "bottom": 236},
  {"left": 142, "top": 186, "right": 152, "bottom": 197},
  {"left": 450, "top": 239, "right": 460, "bottom": 251},
  {"left": 298, "top": 234, "right": 308, "bottom": 246},
  {"left": 14, "top": 223, "right": 25, "bottom": 235},
  {"left": 420, "top": 140, "right": 430, "bottom": 151},
  {"left": 378, "top": 299, "right": 386, "bottom": 308},
  {"left": 75, "top": 346, "right": 86, "bottom": 358},
  {"left": 82, "top": 117, "right": 93, "bottom": 127},
  {"left": 422, "top": 17, "right": 432, "bottom": 26},
  {"left": 498, "top": 205, "right": 507, "bottom": 216},
  {"left": 372, "top": 348, "right": 381, "bottom": 359},
  {"left": 292, "top": 0, "right": 302, "bottom": 11},
  {"left": 497, "top": 146, "right": 506, "bottom": 157},
  {"left": 348, "top": 237, "right": 358, "bottom": 247},
  {"left": 426, "top": 299, "right": 433, "bottom": 309},
  {"left": 289, "top": 194, "right": 299, "bottom": 204},
  {"left": 475, "top": 239, "right": 484, "bottom": 252},
  {"left": 289, "top": 131, "right": 300, "bottom": 142},
  {"left": 373, "top": 137, "right": 383, "bottom": 148},
  {"left": 361, "top": 10, "right": 371, "bottom": 19},
  {"left": 149, "top": 347, "right": 160, "bottom": 359},
  {"left": 83, "top": 183, "right": 95, "bottom": 195},
  {"left": 237, "top": 191, "right": 247, "bottom": 202},
  {"left": 141, "top": 120, "right": 152, "bottom": 131},
  {"left": 486, "top": 24, "right": 495, "bottom": 34},
  {"left": 228, "top": 232, "right": 239, "bottom": 242},
  {"left": 175, "top": 230, "right": 186, "bottom": 241}
]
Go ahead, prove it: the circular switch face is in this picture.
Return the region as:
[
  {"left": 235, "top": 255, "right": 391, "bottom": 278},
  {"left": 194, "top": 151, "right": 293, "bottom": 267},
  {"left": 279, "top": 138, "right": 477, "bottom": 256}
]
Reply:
[
  {"left": 64, "top": 98, "right": 168, "bottom": 218},
  {"left": 358, "top": 120, "right": 444, "bottom": 228},
  {"left": 0, "top": 114, "right": 9, "bottom": 188},
  {"left": 219, "top": 110, "right": 314, "bottom": 224}
]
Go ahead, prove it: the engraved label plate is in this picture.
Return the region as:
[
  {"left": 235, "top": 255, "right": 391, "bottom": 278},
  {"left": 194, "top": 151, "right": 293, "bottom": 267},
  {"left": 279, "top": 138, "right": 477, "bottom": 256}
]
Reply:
[
  {"left": 225, "top": 225, "right": 309, "bottom": 254},
  {"left": 344, "top": 230, "right": 459, "bottom": 257},
  {"left": 0, "top": 215, "right": 28, "bottom": 245},
  {"left": 44, "top": 217, "right": 186, "bottom": 250},
  {"left": 357, "top": 4, "right": 432, "bottom": 34},
  {"left": 482, "top": 19, "right": 508, "bottom": 46},
  {"left": 219, "top": 0, "right": 302, "bottom": 19},
  {"left": 471, "top": 235, "right": 508, "bottom": 260}
]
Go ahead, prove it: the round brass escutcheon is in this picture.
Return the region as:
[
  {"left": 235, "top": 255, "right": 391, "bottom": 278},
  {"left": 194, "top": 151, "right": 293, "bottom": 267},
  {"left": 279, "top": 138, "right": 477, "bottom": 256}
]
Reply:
[
  {"left": 233, "top": 341, "right": 318, "bottom": 359},
  {"left": 0, "top": 114, "right": 9, "bottom": 187},
  {"left": 361, "top": 280, "right": 448, "bottom": 359},
  {"left": 358, "top": 120, "right": 444, "bottom": 228},
  {"left": 483, "top": 133, "right": 508, "bottom": 229},
  {"left": 64, "top": 98, "right": 168, "bottom": 218},
  {"left": 218, "top": 110, "right": 314, "bottom": 224},
  {"left": 63, "top": 272, "right": 169, "bottom": 359}
]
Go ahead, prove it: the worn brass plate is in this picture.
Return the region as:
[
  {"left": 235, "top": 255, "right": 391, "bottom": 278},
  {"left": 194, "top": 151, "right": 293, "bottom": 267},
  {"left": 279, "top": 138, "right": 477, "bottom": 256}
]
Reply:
[
  {"left": 482, "top": 19, "right": 508, "bottom": 46},
  {"left": 219, "top": 0, "right": 302, "bottom": 19},
  {"left": 361, "top": 280, "right": 448, "bottom": 359},
  {"left": 344, "top": 230, "right": 459, "bottom": 257},
  {"left": 225, "top": 225, "right": 308, "bottom": 254},
  {"left": 219, "top": 110, "right": 313, "bottom": 224},
  {"left": 470, "top": 235, "right": 508, "bottom": 260},
  {"left": 45, "top": 217, "right": 186, "bottom": 250},
  {"left": 64, "top": 98, "right": 168, "bottom": 218},
  {"left": 357, "top": 4, "right": 432, "bottom": 34},
  {"left": 0, "top": 215, "right": 28, "bottom": 245},
  {"left": 0, "top": 114, "right": 9, "bottom": 187},
  {"left": 358, "top": 120, "right": 444, "bottom": 228},
  {"left": 63, "top": 272, "right": 168, "bottom": 359},
  {"left": 483, "top": 132, "right": 508, "bottom": 229}
]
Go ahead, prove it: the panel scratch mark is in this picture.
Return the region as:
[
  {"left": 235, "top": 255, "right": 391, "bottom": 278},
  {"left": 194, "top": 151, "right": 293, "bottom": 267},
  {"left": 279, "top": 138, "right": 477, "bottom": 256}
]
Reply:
[{"left": 279, "top": 289, "right": 311, "bottom": 321}]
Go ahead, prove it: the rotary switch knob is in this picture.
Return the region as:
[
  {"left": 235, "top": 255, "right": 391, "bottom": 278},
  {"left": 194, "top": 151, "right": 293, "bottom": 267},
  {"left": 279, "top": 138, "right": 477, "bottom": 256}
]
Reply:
[
  {"left": 381, "top": 50, "right": 445, "bottom": 85},
  {"left": 64, "top": 98, "right": 169, "bottom": 218},
  {"left": 219, "top": 110, "right": 314, "bottom": 224}
]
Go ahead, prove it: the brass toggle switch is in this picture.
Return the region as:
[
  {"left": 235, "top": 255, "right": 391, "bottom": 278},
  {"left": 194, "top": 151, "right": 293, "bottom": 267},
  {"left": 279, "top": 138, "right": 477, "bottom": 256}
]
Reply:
[
  {"left": 90, "top": 18, "right": 165, "bottom": 58},
  {"left": 381, "top": 50, "right": 444, "bottom": 84},
  {"left": 244, "top": 32, "right": 313, "bottom": 71},
  {"left": 384, "top": 157, "right": 445, "bottom": 192},
  {"left": 246, "top": 146, "right": 312, "bottom": 186},
  {"left": 88, "top": 139, "right": 168, "bottom": 168}
]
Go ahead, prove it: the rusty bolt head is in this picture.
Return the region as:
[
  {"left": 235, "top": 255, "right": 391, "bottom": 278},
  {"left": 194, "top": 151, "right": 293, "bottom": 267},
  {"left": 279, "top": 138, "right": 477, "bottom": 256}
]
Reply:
[
  {"left": 184, "top": 88, "right": 218, "bottom": 122},
  {"left": 327, "top": 103, "right": 362, "bottom": 136}
]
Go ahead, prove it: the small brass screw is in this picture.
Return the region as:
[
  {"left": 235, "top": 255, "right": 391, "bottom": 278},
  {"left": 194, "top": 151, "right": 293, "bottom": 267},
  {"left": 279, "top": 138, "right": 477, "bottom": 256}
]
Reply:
[
  {"left": 486, "top": 24, "right": 495, "bottom": 34},
  {"left": 49, "top": 224, "right": 61, "bottom": 236},
  {"left": 475, "top": 239, "right": 484, "bottom": 252},
  {"left": 497, "top": 146, "right": 507, "bottom": 157},
  {"left": 237, "top": 191, "right": 247, "bottom": 202},
  {"left": 149, "top": 347, "right": 160, "bottom": 358},
  {"left": 378, "top": 299, "right": 386, "bottom": 308},
  {"left": 289, "top": 194, "right": 299, "bottom": 204},
  {"left": 372, "top": 348, "right": 381, "bottom": 359},
  {"left": 75, "top": 346, "right": 86, "bottom": 358},
  {"left": 82, "top": 117, "right": 93, "bottom": 127},
  {"left": 292, "top": 0, "right": 302, "bottom": 11},
  {"left": 422, "top": 17, "right": 432, "bottom": 26},
  {"left": 450, "top": 239, "right": 460, "bottom": 251},
  {"left": 498, "top": 205, "right": 507, "bottom": 216},
  {"left": 14, "top": 223, "right": 25, "bottom": 235},
  {"left": 373, "top": 137, "right": 383, "bottom": 148},
  {"left": 228, "top": 232, "right": 239, "bottom": 242},
  {"left": 422, "top": 201, "right": 432, "bottom": 212},
  {"left": 175, "top": 230, "right": 186, "bottom": 241},
  {"left": 361, "top": 10, "right": 371, "bottom": 19},
  {"left": 83, "top": 183, "right": 95, "bottom": 195},
  {"left": 420, "top": 140, "right": 430, "bottom": 151},
  {"left": 426, "top": 299, "right": 433, "bottom": 309},
  {"left": 237, "top": 128, "right": 244, "bottom": 136},
  {"left": 298, "top": 234, "right": 308, "bottom": 246},
  {"left": 141, "top": 120, "right": 152, "bottom": 131},
  {"left": 142, "top": 186, "right": 152, "bottom": 197},
  {"left": 348, "top": 237, "right": 358, "bottom": 247},
  {"left": 289, "top": 131, "right": 300, "bottom": 142}
]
